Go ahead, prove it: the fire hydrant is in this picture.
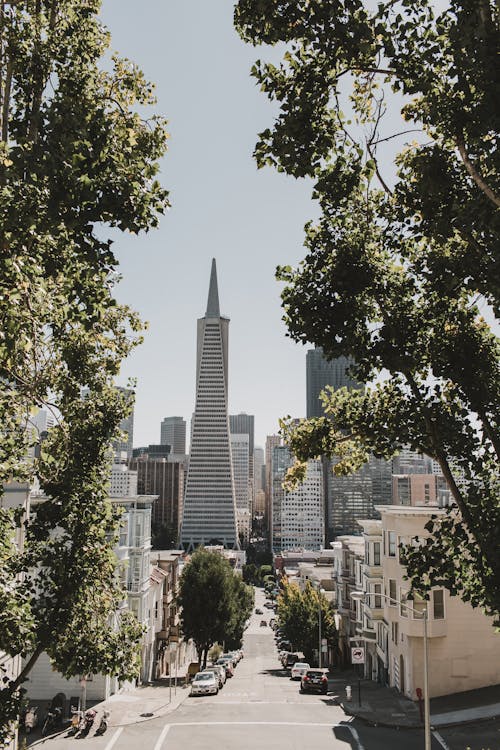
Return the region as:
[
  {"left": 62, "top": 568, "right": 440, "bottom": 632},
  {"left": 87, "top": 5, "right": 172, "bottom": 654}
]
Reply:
[{"left": 346, "top": 685, "right": 352, "bottom": 700}]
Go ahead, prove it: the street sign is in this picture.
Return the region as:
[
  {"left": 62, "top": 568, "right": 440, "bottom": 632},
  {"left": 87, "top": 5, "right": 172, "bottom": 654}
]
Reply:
[
  {"left": 321, "top": 638, "right": 327, "bottom": 645},
  {"left": 351, "top": 646, "right": 365, "bottom": 664},
  {"left": 321, "top": 645, "right": 327, "bottom": 653}
]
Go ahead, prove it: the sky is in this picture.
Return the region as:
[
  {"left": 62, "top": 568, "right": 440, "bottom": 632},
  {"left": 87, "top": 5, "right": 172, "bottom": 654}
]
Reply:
[{"left": 99, "top": 1, "right": 319, "bottom": 450}]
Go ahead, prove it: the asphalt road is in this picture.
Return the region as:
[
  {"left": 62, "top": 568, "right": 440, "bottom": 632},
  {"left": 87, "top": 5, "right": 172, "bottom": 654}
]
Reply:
[{"left": 33, "top": 587, "right": 498, "bottom": 750}]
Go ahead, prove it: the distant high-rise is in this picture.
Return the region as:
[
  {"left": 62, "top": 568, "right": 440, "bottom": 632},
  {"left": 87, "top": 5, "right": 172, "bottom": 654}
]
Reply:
[
  {"left": 160, "top": 416, "right": 186, "bottom": 455},
  {"left": 180, "top": 259, "right": 238, "bottom": 550},
  {"left": 271, "top": 445, "right": 324, "bottom": 552},
  {"left": 306, "top": 348, "right": 361, "bottom": 419},
  {"left": 230, "top": 433, "right": 251, "bottom": 545},
  {"left": 113, "top": 386, "right": 135, "bottom": 458},
  {"left": 265, "top": 434, "right": 281, "bottom": 538},
  {"left": 230, "top": 413, "right": 255, "bottom": 516},
  {"left": 129, "top": 452, "right": 185, "bottom": 537}
]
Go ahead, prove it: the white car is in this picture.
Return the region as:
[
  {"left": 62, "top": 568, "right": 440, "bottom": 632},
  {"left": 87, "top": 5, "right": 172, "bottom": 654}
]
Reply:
[
  {"left": 203, "top": 665, "right": 226, "bottom": 687},
  {"left": 291, "top": 662, "right": 310, "bottom": 681},
  {"left": 190, "top": 671, "right": 219, "bottom": 696}
]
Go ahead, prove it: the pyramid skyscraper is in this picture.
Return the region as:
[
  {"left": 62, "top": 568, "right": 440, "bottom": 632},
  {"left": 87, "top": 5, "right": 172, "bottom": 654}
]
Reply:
[{"left": 180, "top": 259, "right": 239, "bottom": 550}]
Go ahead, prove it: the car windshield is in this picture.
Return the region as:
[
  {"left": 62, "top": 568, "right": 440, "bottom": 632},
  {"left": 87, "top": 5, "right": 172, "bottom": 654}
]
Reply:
[
  {"left": 294, "top": 663, "right": 309, "bottom": 669},
  {"left": 194, "top": 673, "right": 213, "bottom": 681}
]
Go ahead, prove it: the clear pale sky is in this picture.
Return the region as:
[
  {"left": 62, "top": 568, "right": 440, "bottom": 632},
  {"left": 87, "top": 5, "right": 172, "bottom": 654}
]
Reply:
[{"left": 100, "top": 1, "right": 318, "bottom": 449}]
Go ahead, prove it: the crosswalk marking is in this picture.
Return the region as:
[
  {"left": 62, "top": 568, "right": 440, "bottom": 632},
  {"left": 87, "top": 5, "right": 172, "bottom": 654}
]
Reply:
[
  {"left": 103, "top": 727, "right": 123, "bottom": 750},
  {"left": 153, "top": 723, "right": 171, "bottom": 750}
]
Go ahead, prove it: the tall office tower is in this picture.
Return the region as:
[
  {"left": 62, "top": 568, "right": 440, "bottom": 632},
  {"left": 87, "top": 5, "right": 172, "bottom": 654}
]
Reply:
[
  {"left": 230, "top": 413, "right": 255, "bottom": 515},
  {"left": 265, "top": 434, "right": 281, "bottom": 538},
  {"left": 160, "top": 416, "right": 186, "bottom": 455},
  {"left": 180, "top": 259, "right": 238, "bottom": 550},
  {"left": 306, "top": 348, "right": 361, "bottom": 418},
  {"left": 271, "top": 445, "right": 324, "bottom": 552},
  {"left": 129, "top": 451, "right": 185, "bottom": 538},
  {"left": 392, "top": 446, "right": 431, "bottom": 475},
  {"left": 254, "top": 446, "right": 264, "bottom": 493},
  {"left": 230, "top": 433, "right": 251, "bottom": 545},
  {"left": 113, "top": 386, "right": 135, "bottom": 458}
]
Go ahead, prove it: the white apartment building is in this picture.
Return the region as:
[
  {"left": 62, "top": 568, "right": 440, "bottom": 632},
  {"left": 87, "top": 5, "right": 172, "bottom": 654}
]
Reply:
[
  {"left": 272, "top": 446, "right": 325, "bottom": 552},
  {"left": 230, "top": 433, "right": 251, "bottom": 543},
  {"left": 345, "top": 509, "right": 500, "bottom": 699},
  {"left": 109, "top": 451, "right": 138, "bottom": 497}
]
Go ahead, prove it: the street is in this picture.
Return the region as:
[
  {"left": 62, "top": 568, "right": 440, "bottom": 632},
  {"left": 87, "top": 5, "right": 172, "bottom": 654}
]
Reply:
[{"left": 31, "top": 588, "right": 497, "bottom": 750}]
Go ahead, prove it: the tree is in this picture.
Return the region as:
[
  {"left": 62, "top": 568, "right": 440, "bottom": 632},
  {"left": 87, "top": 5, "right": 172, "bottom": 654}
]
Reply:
[
  {"left": 152, "top": 522, "right": 178, "bottom": 550},
  {"left": 277, "top": 581, "right": 336, "bottom": 665},
  {"left": 235, "top": 1, "right": 500, "bottom": 622},
  {"left": 177, "top": 549, "right": 253, "bottom": 666},
  {"left": 0, "top": 0, "right": 169, "bottom": 740}
]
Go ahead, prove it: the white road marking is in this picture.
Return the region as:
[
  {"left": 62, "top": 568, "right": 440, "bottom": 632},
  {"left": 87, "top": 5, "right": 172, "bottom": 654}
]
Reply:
[
  {"left": 433, "top": 730, "right": 451, "bottom": 750},
  {"left": 168, "top": 722, "right": 364, "bottom": 749},
  {"left": 153, "top": 723, "right": 171, "bottom": 750},
  {"left": 103, "top": 727, "right": 123, "bottom": 750}
]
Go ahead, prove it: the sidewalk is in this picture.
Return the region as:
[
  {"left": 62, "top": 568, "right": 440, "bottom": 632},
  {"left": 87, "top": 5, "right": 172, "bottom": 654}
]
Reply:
[
  {"left": 94, "top": 678, "right": 191, "bottom": 728},
  {"left": 332, "top": 669, "right": 500, "bottom": 729}
]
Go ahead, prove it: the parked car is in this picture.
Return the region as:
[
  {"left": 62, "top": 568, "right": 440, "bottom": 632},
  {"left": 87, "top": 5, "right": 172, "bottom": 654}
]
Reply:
[
  {"left": 300, "top": 669, "right": 329, "bottom": 694},
  {"left": 202, "top": 665, "right": 225, "bottom": 689},
  {"left": 277, "top": 640, "right": 291, "bottom": 652},
  {"left": 216, "top": 657, "right": 234, "bottom": 677},
  {"left": 221, "top": 652, "right": 237, "bottom": 667},
  {"left": 283, "top": 652, "right": 300, "bottom": 669},
  {"left": 264, "top": 601, "right": 275, "bottom": 609},
  {"left": 291, "top": 662, "right": 310, "bottom": 681},
  {"left": 255, "top": 608, "right": 263, "bottom": 615},
  {"left": 260, "top": 619, "right": 267, "bottom": 627},
  {"left": 191, "top": 671, "right": 219, "bottom": 696}
]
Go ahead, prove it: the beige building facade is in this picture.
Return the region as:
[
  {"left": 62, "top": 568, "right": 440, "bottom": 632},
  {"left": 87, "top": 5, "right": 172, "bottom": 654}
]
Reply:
[{"left": 336, "top": 508, "right": 500, "bottom": 700}]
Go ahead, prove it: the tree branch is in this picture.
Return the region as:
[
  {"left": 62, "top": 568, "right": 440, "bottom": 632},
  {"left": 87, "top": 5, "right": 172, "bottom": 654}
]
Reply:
[{"left": 456, "top": 132, "right": 500, "bottom": 208}]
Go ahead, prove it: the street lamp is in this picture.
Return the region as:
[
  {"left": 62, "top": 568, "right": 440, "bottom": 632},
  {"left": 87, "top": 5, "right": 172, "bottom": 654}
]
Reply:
[
  {"left": 351, "top": 590, "right": 431, "bottom": 750},
  {"left": 312, "top": 582, "right": 325, "bottom": 669}
]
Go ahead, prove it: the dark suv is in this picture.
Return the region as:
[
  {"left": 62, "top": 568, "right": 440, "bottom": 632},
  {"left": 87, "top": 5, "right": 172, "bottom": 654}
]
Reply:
[{"left": 300, "top": 669, "right": 329, "bottom": 694}]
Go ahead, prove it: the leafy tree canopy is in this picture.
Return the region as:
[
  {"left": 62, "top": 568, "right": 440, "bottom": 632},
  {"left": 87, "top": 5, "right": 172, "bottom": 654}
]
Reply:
[
  {"left": 0, "top": 0, "right": 169, "bottom": 740},
  {"left": 177, "top": 549, "right": 254, "bottom": 665},
  {"left": 235, "top": 1, "right": 500, "bottom": 622},
  {"left": 277, "top": 581, "right": 336, "bottom": 665}
]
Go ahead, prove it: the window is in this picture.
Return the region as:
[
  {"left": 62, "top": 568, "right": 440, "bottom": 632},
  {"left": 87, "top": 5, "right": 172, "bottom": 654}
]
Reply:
[
  {"left": 400, "top": 589, "right": 408, "bottom": 618},
  {"left": 373, "top": 542, "right": 381, "bottom": 566},
  {"left": 391, "top": 621, "right": 399, "bottom": 644},
  {"left": 388, "top": 531, "right": 396, "bottom": 557},
  {"left": 433, "top": 589, "right": 445, "bottom": 620},
  {"left": 373, "top": 583, "right": 382, "bottom": 609},
  {"left": 388, "top": 579, "right": 397, "bottom": 606}
]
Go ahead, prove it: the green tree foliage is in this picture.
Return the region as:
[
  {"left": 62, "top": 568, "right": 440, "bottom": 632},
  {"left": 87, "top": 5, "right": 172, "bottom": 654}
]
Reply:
[
  {"left": 277, "top": 581, "right": 336, "bottom": 665},
  {"left": 151, "top": 522, "right": 178, "bottom": 550},
  {"left": 235, "top": 1, "right": 500, "bottom": 622},
  {"left": 0, "top": 0, "right": 169, "bottom": 740},
  {"left": 177, "top": 549, "right": 254, "bottom": 666}
]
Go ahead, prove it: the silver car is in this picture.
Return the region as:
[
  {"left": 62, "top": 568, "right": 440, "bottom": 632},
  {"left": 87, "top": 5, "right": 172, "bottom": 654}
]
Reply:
[
  {"left": 190, "top": 671, "right": 219, "bottom": 696},
  {"left": 203, "top": 665, "right": 226, "bottom": 688}
]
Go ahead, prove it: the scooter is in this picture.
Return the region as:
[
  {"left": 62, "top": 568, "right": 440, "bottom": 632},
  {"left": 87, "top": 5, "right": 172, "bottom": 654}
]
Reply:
[
  {"left": 94, "top": 710, "right": 109, "bottom": 736},
  {"left": 79, "top": 708, "right": 97, "bottom": 737},
  {"left": 68, "top": 708, "right": 83, "bottom": 736},
  {"left": 41, "top": 705, "right": 62, "bottom": 736},
  {"left": 24, "top": 705, "right": 38, "bottom": 733}
]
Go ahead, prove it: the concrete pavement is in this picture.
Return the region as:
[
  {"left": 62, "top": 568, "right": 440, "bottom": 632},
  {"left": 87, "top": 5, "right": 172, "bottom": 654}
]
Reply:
[{"left": 336, "top": 668, "right": 500, "bottom": 729}]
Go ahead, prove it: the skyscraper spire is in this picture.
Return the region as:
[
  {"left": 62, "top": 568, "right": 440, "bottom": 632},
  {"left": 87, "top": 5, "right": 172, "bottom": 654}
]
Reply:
[
  {"left": 205, "top": 257, "right": 220, "bottom": 318},
  {"left": 180, "top": 259, "right": 238, "bottom": 551}
]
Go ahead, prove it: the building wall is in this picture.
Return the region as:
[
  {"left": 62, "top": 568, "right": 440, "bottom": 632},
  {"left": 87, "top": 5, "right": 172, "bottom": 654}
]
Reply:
[
  {"left": 380, "top": 508, "right": 500, "bottom": 699},
  {"left": 160, "top": 417, "right": 186, "bottom": 455},
  {"left": 130, "top": 456, "right": 184, "bottom": 536}
]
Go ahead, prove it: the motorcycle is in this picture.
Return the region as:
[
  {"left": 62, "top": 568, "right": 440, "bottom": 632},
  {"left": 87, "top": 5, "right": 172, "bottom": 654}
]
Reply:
[
  {"left": 95, "top": 710, "right": 109, "bottom": 736},
  {"left": 41, "top": 705, "right": 62, "bottom": 736},
  {"left": 24, "top": 705, "right": 38, "bottom": 733},
  {"left": 79, "top": 708, "right": 97, "bottom": 736},
  {"left": 68, "top": 708, "right": 83, "bottom": 736}
]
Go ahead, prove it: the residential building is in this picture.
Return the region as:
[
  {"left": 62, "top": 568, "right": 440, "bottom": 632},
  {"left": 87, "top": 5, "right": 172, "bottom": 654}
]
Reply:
[
  {"left": 160, "top": 417, "right": 186, "bottom": 455},
  {"left": 180, "top": 259, "right": 238, "bottom": 550},
  {"left": 151, "top": 550, "right": 191, "bottom": 679},
  {"left": 109, "top": 451, "right": 138, "bottom": 497},
  {"left": 392, "top": 473, "right": 451, "bottom": 507},
  {"left": 271, "top": 445, "right": 324, "bottom": 552},
  {"left": 348, "top": 509, "right": 500, "bottom": 699}
]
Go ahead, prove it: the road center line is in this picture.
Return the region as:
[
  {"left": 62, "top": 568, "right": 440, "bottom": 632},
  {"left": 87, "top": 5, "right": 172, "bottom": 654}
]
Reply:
[
  {"left": 153, "top": 723, "right": 171, "bottom": 750},
  {"left": 103, "top": 727, "right": 123, "bottom": 750}
]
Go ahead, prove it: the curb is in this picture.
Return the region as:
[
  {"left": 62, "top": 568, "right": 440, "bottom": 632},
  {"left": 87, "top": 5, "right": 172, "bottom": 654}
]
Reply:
[{"left": 340, "top": 702, "right": 500, "bottom": 731}]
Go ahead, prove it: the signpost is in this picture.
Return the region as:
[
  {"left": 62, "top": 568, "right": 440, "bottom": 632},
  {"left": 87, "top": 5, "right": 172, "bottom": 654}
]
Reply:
[{"left": 350, "top": 647, "right": 364, "bottom": 706}]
